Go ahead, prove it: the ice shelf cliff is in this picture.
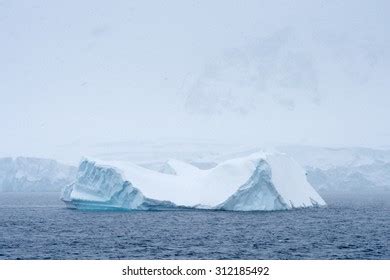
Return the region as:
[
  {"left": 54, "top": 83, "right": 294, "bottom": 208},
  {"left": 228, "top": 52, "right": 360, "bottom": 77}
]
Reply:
[{"left": 0, "top": 157, "right": 76, "bottom": 192}]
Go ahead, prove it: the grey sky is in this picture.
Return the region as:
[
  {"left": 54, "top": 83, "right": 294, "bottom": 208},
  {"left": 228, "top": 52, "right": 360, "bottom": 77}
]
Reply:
[{"left": 1, "top": 0, "right": 389, "bottom": 160}]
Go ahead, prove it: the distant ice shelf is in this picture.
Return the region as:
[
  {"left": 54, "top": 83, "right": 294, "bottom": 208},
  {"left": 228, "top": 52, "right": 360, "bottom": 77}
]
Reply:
[
  {"left": 0, "top": 157, "right": 77, "bottom": 192},
  {"left": 61, "top": 152, "right": 326, "bottom": 211}
]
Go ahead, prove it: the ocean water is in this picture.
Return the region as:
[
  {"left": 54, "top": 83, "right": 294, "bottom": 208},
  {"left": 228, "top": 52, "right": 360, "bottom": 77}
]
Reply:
[{"left": 0, "top": 192, "right": 389, "bottom": 259}]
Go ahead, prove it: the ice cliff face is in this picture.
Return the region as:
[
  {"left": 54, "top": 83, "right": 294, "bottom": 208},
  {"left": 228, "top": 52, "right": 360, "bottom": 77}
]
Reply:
[
  {"left": 62, "top": 153, "right": 326, "bottom": 211},
  {"left": 61, "top": 160, "right": 177, "bottom": 210},
  {"left": 0, "top": 157, "right": 77, "bottom": 192},
  {"left": 218, "top": 160, "right": 288, "bottom": 211},
  {"left": 219, "top": 154, "right": 325, "bottom": 210},
  {"left": 62, "top": 160, "right": 145, "bottom": 210}
]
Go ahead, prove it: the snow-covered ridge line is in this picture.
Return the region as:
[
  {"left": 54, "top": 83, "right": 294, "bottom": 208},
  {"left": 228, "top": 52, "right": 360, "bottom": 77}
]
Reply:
[{"left": 62, "top": 152, "right": 326, "bottom": 211}]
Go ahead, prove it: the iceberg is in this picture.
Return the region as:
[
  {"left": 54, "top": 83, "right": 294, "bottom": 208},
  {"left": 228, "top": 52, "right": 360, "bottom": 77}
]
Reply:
[{"left": 62, "top": 152, "right": 326, "bottom": 211}]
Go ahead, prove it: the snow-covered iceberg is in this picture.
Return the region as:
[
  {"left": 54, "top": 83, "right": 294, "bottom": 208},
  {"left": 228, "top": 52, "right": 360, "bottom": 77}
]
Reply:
[{"left": 61, "top": 152, "right": 326, "bottom": 211}]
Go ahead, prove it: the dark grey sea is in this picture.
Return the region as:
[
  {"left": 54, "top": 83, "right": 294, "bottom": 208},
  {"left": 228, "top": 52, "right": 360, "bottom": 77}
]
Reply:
[{"left": 0, "top": 192, "right": 389, "bottom": 259}]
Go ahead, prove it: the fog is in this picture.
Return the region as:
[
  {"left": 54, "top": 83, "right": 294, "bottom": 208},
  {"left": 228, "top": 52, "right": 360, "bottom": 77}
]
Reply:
[{"left": 1, "top": 0, "right": 389, "bottom": 161}]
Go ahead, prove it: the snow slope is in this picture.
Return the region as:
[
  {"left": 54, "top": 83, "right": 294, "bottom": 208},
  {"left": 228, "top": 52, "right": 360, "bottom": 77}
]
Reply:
[
  {"left": 62, "top": 152, "right": 325, "bottom": 211},
  {"left": 0, "top": 157, "right": 77, "bottom": 192}
]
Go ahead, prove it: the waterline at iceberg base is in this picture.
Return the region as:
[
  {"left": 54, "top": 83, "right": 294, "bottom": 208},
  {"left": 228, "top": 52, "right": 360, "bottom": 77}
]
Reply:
[{"left": 61, "top": 152, "right": 326, "bottom": 211}]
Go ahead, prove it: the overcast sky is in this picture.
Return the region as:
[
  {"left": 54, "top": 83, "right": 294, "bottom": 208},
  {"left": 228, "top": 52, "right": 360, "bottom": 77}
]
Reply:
[{"left": 1, "top": 0, "right": 389, "bottom": 160}]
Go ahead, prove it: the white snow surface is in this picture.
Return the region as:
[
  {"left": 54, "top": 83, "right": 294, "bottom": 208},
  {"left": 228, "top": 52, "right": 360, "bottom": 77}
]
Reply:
[
  {"left": 265, "top": 154, "right": 325, "bottom": 208},
  {"left": 65, "top": 152, "right": 325, "bottom": 210}
]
